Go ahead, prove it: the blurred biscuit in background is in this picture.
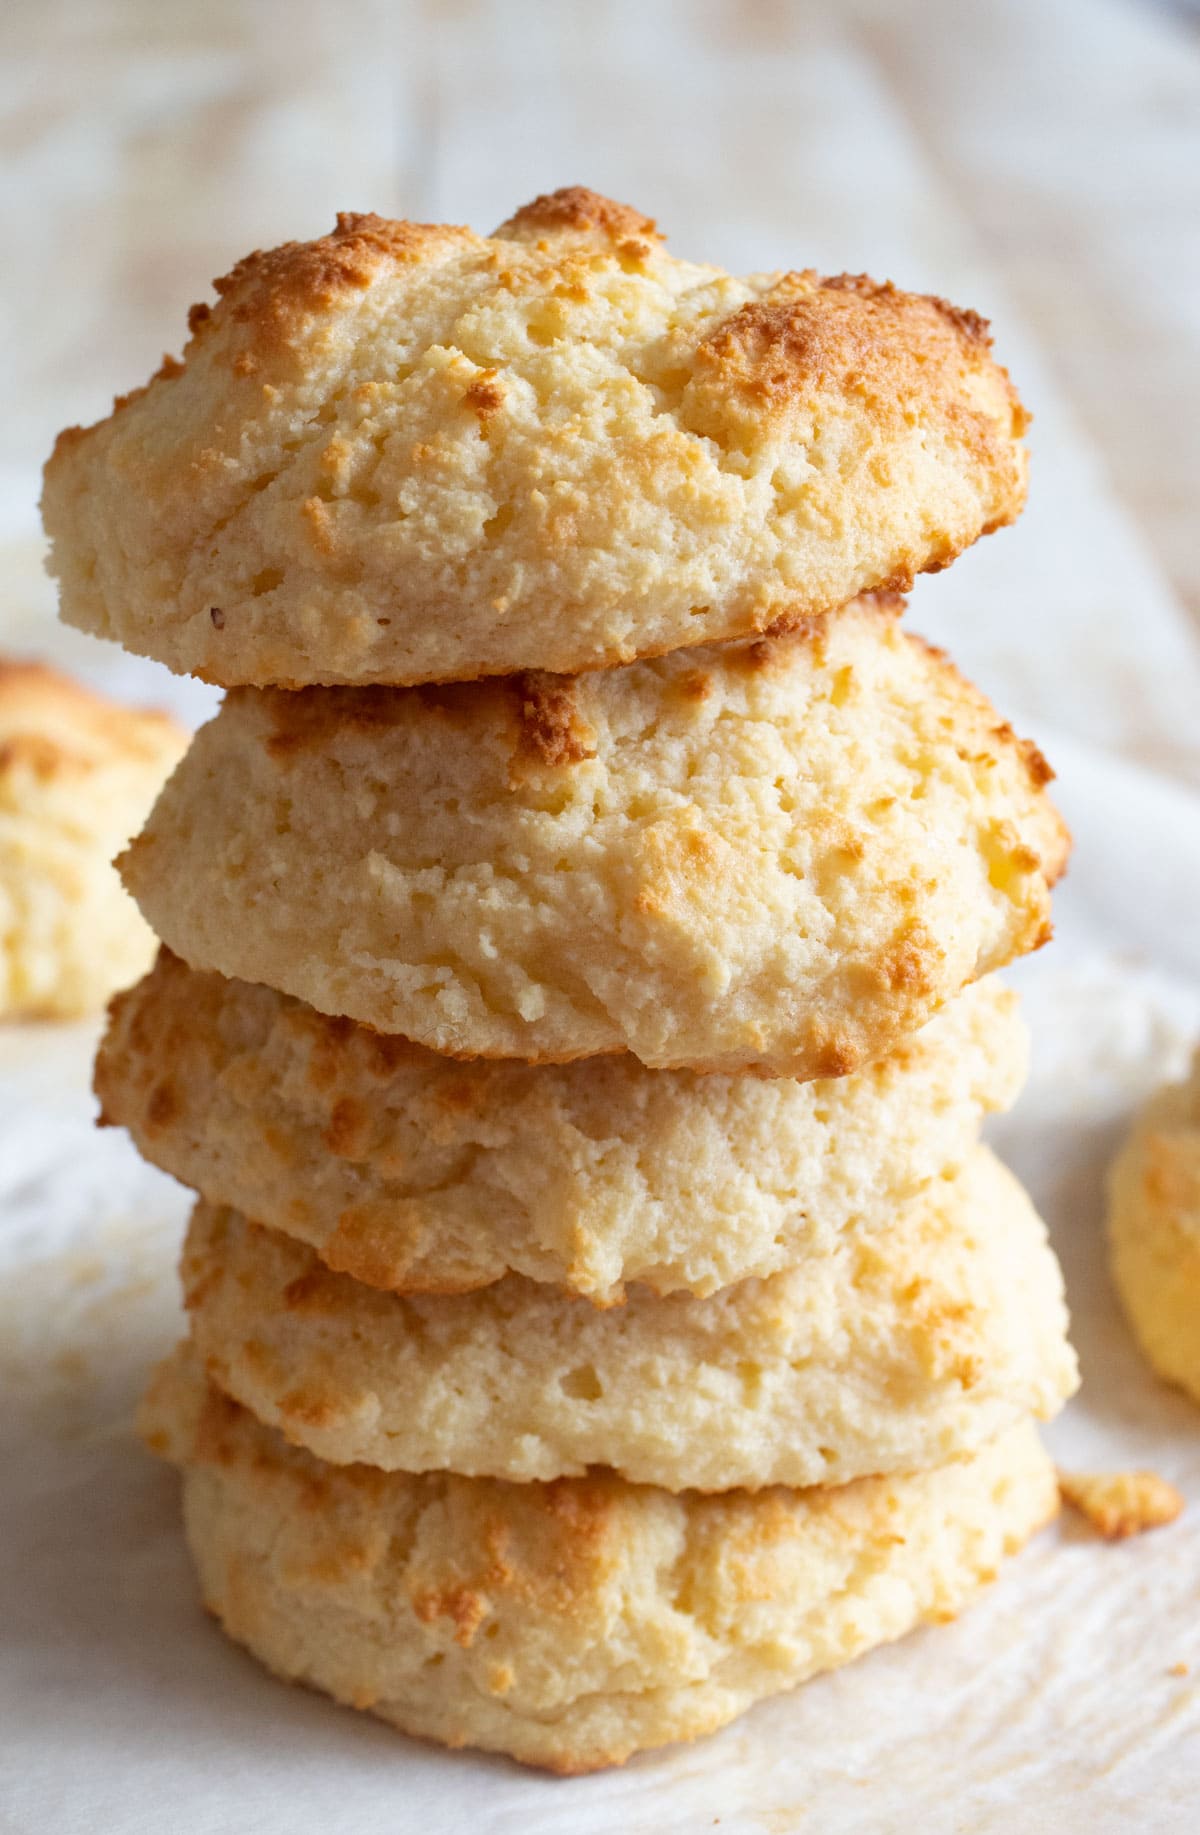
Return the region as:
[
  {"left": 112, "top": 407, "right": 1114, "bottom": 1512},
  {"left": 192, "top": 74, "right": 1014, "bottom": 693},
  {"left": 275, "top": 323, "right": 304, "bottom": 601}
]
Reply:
[
  {"left": 1109, "top": 1051, "right": 1200, "bottom": 1406},
  {"left": 0, "top": 657, "right": 186, "bottom": 1017}
]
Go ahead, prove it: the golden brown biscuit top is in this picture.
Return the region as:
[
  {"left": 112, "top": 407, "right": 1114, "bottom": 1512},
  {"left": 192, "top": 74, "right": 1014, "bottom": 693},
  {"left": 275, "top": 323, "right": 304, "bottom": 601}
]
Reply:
[
  {"left": 42, "top": 187, "right": 1035, "bottom": 695},
  {"left": 47, "top": 188, "right": 1022, "bottom": 446},
  {"left": 691, "top": 270, "right": 1023, "bottom": 441},
  {"left": 497, "top": 185, "right": 661, "bottom": 245}
]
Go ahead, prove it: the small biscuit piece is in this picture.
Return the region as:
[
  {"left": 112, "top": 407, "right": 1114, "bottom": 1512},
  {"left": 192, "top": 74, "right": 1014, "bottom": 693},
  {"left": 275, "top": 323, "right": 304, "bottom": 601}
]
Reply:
[
  {"left": 120, "top": 599, "right": 1067, "bottom": 1076},
  {"left": 44, "top": 188, "right": 1028, "bottom": 688},
  {"left": 1058, "top": 1469, "right": 1184, "bottom": 1540},
  {"left": 0, "top": 659, "right": 186, "bottom": 1017},
  {"left": 96, "top": 953, "right": 1026, "bottom": 1303},
  {"left": 181, "top": 1149, "right": 1077, "bottom": 1491},
  {"left": 1109, "top": 1052, "right": 1200, "bottom": 1405},
  {"left": 141, "top": 1347, "right": 1059, "bottom": 1774}
]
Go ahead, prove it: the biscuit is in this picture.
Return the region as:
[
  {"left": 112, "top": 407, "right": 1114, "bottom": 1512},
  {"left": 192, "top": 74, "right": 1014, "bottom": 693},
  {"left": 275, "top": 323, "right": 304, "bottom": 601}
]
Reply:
[
  {"left": 120, "top": 599, "right": 1067, "bottom": 1076},
  {"left": 1108, "top": 1051, "right": 1200, "bottom": 1405},
  {"left": 0, "top": 659, "right": 186, "bottom": 1016},
  {"left": 181, "top": 1148, "right": 1077, "bottom": 1491},
  {"left": 44, "top": 188, "right": 1028, "bottom": 689},
  {"left": 140, "top": 1346, "right": 1058, "bottom": 1773},
  {"left": 96, "top": 953, "right": 1026, "bottom": 1303}
]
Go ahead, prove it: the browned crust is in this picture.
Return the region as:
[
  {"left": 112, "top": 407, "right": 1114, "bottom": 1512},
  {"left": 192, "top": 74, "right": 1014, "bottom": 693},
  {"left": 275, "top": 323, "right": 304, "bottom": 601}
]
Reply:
[
  {"left": 67, "top": 215, "right": 476, "bottom": 431},
  {"left": 106, "top": 194, "right": 655, "bottom": 407},
  {"left": 1018, "top": 737, "right": 1055, "bottom": 788},
  {"left": 496, "top": 186, "right": 660, "bottom": 245},
  {"left": 44, "top": 186, "right": 1027, "bottom": 654},
  {"left": 256, "top": 681, "right": 452, "bottom": 759},
  {"left": 855, "top": 589, "right": 908, "bottom": 618},
  {"left": 697, "top": 270, "right": 1027, "bottom": 450},
  {"left": 51, "top": 196, "right": 669, "bottom": 450},
  {"left": 508, "top": 673, "right": 597, "bottom": 772},
  {"left": 203, "top": 212, "right": 470, "bottom": 348},
  {"left": 462, "top": 372, "right": 505, "bottom": 417},
  {"left": 823, "top": 273, "right": 991, "bottom": 349}
]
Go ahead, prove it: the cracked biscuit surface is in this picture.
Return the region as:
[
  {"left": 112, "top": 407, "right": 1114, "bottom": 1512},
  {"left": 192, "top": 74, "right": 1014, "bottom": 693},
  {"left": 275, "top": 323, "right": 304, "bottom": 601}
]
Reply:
[
  {"left": 43, "top": 188, "right": 1028, "bottom": 688},
  {"left": 120, "top": 598, "right": 1067, "bottom": 1076},
  {"left": 97, "top": 954, "right": 1026, "bottom": 1303},
  {"left": 0, "top": 658, "right": 186, "bottom": 1016},
  {"left": 140, "top": 1346, "right": 1059, "bottom": 1773},
  {"left": 1109, "top": 1051, "right": 1200, "bottom": 1405},
  {"left": 179, "top": 1148, "right": 1077, "bottom": 1491}
]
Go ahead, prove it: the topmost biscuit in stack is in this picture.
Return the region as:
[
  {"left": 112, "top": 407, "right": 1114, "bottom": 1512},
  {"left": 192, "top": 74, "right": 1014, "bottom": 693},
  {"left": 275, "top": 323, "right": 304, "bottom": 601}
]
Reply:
[
  {"left": 43, "top": 187, "right": 1027, "bottom": 689},
  {"left": 48, "top": 190, "right": 1073, "bottom": 1775}
]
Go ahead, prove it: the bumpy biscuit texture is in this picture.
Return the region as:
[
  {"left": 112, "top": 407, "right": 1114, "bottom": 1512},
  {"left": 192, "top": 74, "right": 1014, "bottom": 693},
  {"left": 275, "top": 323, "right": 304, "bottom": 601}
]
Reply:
[
  {"left": 1109, "top": 1051, "right": 1200, "bottom": 1406},
  {"left": 97, "top": 953, "right": 1026, "bottom": 1303},
  {"left": 141, "top": 1347, "right": 1058, "bottom": 1773},
  {"left": 181, "top": 1148, "right": 1077, "bottom": 1491},
  {"left": 0, "top": 659, "right": 186, "bottom": 1016},
  {"left": 43, "top": 188, "right": 1028, "bottom": 688},
  {"left": 121, "top": 599, "right": 1067, "bottom": 1075}
]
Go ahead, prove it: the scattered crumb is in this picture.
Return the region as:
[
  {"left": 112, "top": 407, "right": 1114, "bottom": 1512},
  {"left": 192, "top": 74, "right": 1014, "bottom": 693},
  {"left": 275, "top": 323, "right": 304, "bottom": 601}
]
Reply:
[
  {"left": 1058, "top": 1468, "right": 1184, "bottom": 1540},
  {"left": 1169, "top": 1662, "right": 1190, "bottom": 1678}
]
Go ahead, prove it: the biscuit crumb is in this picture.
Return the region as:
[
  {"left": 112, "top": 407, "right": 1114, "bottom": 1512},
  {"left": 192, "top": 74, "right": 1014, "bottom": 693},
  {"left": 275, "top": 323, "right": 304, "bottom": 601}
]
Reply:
[
  {"left": 1058, "top": 1468, "right": 1184, "bottom": 1540},
  {"left": 1169, "top": 1661, "right": 1189, "bottom": 1677}
]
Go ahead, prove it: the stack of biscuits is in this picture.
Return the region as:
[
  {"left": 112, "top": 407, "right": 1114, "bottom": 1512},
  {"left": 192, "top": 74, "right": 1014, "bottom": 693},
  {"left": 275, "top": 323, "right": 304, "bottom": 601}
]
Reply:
[{"left": 44, "top": 189, "right": 1077, "bottom": 1773}]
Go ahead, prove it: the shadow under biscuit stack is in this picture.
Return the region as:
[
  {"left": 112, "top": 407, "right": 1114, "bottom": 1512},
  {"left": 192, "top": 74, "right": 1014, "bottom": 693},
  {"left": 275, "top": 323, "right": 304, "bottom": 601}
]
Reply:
[{"left": 46, "top": 189, "right": 1078, "bottom": 1773}]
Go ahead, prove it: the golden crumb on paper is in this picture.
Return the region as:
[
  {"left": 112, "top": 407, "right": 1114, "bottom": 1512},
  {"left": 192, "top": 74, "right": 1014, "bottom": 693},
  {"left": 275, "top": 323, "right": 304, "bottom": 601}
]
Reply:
[
  {"left": 1168, "top": 1662, "right": 1190, "bottom": 1678},
  {"left": 1058, "top": 1468, "right": 1184, "bottom": 1539}
]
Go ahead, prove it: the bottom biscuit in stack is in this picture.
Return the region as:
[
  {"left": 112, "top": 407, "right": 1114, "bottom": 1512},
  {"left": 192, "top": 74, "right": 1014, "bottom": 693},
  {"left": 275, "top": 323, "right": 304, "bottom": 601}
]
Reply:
[{"left": 141, "top": 1347, "right": 1059, "bottom": 1774}]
